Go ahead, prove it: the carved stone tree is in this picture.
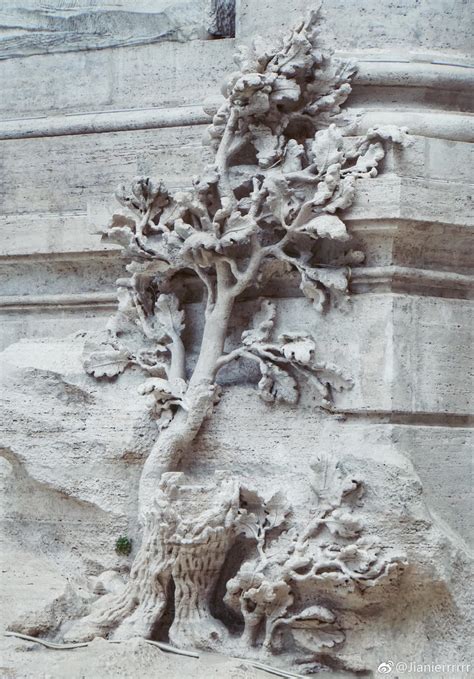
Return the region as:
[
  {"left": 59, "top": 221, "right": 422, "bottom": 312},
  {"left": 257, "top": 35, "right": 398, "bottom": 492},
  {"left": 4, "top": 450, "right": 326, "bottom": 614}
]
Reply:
[{"left": 65, "top": 11, "right": 407, "bottom": 653}]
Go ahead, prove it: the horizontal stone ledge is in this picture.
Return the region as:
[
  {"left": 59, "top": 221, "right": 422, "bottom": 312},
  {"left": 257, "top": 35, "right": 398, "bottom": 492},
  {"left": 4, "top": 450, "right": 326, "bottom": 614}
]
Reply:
[
  {"left": 0, "top": 105, "right": 210, "bottom": 141},
  {"left": 351, "top": 266, "right": 474, "bottom": 292},
  {"left": 1, "top": 104, "right": 472, "bottom": 144},
  {"left": 0, "top": 291, "right": 118, "bottom": 310},
  {"left": 1, "top": 202, "right": 472, "bottom": 259},
  {"left": 0, "top": 249, "right": 120, "bottom": 264},
  {"left": 1, "top": 107, "right": 471, "bottom": 143},
  {"left": 351, "top": 60, "right": 473, "bottom": 92},
  {"left": 353, "top": 110, "right": 474, "bottom": 143},
  {"left": 1, "top": 266, "right": 472, "bottom": 310},
  {"left": 332, "top": 409, "right": 474, "bottom": 428}
]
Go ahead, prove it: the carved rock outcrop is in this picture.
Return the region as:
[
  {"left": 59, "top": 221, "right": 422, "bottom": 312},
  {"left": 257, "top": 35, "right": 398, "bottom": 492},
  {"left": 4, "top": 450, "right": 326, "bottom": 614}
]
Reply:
[
  {"left": 57, "top": 10, "right": 408, "bottom": 649},
  {"left": 2, "top": 333, "right": 472, "bottom": 674},
  {"left": 10, "top": 9, "right": 460, "bottom": 677}
]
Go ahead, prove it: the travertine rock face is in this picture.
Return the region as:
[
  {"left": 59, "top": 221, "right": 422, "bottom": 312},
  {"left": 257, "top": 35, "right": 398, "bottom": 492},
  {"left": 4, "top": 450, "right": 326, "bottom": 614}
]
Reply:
[
  {"left": 0, "top": 0, "right": 235, "bottom": 59},
  {"left": 0, "top": 1, "right": 472, "bottom": 677},
  {"left": 1, "top": 333, "right": 472, "bottom": 674}
]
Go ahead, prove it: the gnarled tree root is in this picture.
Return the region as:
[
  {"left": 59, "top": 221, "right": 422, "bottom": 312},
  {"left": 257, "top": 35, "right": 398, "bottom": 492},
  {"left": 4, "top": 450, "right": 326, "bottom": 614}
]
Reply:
[
  {"left": 64, "top": 517, "right": 171, "bottom": 643},
  {"left": 65, "top": 472, "right": 240, "bottom": 649}
]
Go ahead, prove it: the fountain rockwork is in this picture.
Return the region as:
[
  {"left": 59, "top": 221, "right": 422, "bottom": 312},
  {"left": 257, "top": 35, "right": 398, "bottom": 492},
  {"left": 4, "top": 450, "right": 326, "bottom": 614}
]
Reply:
[{"left": 0, "top": 2, "right": 472, "bottom": 677}]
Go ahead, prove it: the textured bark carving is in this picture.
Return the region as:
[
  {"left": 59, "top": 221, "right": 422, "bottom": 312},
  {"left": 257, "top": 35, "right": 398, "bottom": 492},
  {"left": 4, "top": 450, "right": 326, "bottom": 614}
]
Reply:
[
  {"left": 62, "top": 9, "right": 408, "bottom": 660},
  {"left": 65, "top": 472, "right": 242, "bottom": 646}
]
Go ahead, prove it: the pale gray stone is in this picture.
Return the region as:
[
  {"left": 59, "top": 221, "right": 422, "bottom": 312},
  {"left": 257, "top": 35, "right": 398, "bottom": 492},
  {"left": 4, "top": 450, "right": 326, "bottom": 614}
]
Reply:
[
  {"left": 0, "top": 1, "right": 472, "bottom": 677},
  {"left": 0, "top": 0, "right": 234, "bottom": 60}
]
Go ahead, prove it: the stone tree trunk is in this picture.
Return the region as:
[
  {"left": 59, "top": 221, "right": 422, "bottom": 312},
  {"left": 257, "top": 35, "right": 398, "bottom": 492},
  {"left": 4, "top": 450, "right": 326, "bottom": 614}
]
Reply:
[{"left": 62, "top": 11, "right": 408, "bottom": 651}]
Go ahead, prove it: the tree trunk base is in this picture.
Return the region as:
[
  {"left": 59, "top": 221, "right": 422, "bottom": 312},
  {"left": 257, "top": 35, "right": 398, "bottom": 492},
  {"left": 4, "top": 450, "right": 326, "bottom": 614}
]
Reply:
[{"left": 64, "top": 472, "right": 241, "bottom": 648}]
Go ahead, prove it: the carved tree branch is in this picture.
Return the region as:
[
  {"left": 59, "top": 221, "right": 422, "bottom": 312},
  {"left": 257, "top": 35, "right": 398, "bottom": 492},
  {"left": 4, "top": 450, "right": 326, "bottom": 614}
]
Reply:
[{"left": 75, "top": 9, "right": 408, "bottom": 648}]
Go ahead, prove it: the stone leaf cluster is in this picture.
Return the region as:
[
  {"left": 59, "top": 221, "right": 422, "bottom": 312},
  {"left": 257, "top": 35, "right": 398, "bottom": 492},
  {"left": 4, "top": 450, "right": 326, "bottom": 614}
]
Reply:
[
  {"left": 68, "top": 8, "right": 409, "bottom": 660},
  {"left": 225, "top": 455, "right": 404, "bottom": 661},
  {"left": 62, "top": 462, "right": 404, "bottom": 668},
  {"left": 83, "top": 11, "right": 407, "bottom": 419},
  {"left": 218, "top": 298, "right": 353, "bottom": 407}
]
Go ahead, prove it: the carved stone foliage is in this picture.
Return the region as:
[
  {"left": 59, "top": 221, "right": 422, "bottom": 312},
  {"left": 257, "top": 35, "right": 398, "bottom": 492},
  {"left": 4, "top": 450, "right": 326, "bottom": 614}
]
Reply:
[
  {"left": 63, "top": 460, "right": 404, "bottom": 671},
  {"left": 60, "top": 9, "right": 409, "bottom": 666},
  {"left": 81, "top": 11, "right": 407, "bottom": 464},
  {"left": 225, "top": 456, "right": 404, "bottom": 665}
]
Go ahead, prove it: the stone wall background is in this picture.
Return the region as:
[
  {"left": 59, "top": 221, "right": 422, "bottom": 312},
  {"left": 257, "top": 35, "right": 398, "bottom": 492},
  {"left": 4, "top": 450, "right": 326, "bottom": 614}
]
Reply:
[{"left": 0, "top": 0, "right": 472, "bottom": 666}]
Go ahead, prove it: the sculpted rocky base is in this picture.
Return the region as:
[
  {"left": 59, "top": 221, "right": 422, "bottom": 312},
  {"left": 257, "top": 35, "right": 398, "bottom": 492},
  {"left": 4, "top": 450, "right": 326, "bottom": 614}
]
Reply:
[{"left": 2, "top": 7, "right": 472, "bottom": 677}]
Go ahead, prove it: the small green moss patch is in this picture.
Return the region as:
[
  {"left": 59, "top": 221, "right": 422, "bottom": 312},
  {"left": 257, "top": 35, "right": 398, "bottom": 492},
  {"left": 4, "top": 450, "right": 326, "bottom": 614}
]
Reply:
[{"left": 115, "top": 536, "right": 132, "bottom": 556}]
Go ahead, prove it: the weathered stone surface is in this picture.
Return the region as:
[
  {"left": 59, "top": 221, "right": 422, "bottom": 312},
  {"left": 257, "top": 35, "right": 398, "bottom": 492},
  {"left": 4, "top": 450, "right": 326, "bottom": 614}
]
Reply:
[
  {"left": 0, "top": 126, "right": 211, "bottom": 217},
  {"left": 0, "top": 1, "right": 472, "bottom": 677},
  {"left": 237, "top": 0, "right": 473, "bottom": 55},
  {"left": 0, "top": 635, "right": 274, "bottom": 679},
  {"left": 0, "top": 38, "right": 235, "bottom": 119},
  {"left": 397, "top": 425, "right": 473, "bottom": 546},
  {"left": 0, "top": 0, "right": 234, "bottom": 60},
  {"left": 0, "top": 334, "right": 472, "bottom": 673},
  {"left": 0, "top": 336, "right": 151, "bottom": 516}
]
